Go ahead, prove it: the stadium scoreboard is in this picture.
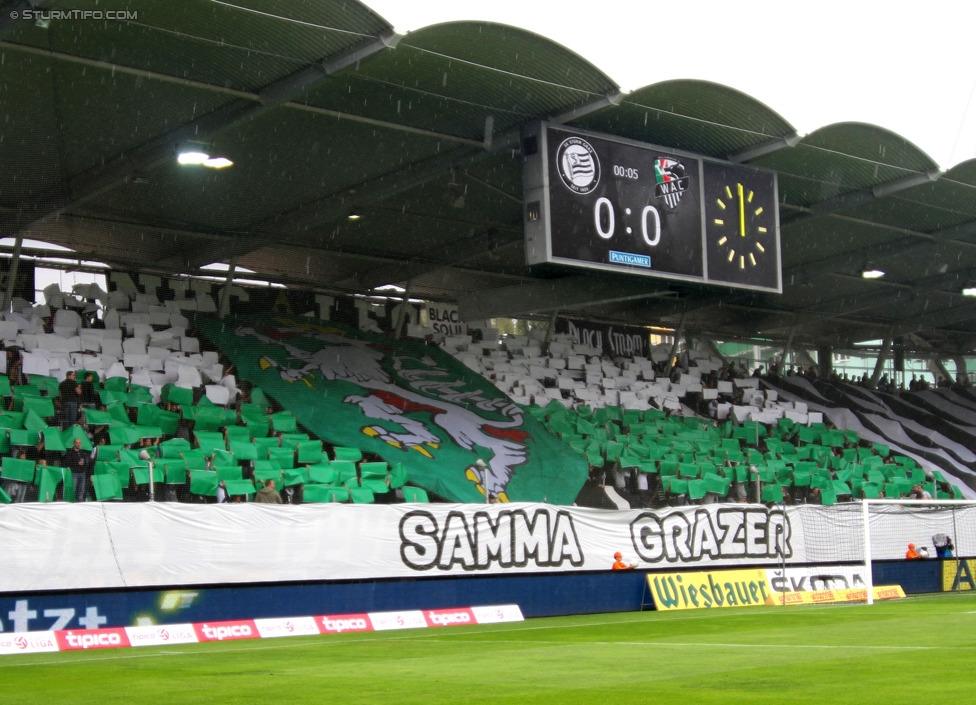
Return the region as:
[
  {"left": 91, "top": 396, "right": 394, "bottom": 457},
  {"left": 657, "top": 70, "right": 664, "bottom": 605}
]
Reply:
[{"left": 522, "top": 121, "right": 782, "bottom": 293}]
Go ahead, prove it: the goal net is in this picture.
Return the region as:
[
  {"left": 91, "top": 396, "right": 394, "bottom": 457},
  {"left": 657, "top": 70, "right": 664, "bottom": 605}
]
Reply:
[{"left": 785, "top": 499, "right": 976, "bottom": 603}]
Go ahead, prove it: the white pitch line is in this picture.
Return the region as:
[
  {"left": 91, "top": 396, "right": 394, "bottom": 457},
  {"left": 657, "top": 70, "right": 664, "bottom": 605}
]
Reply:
[
  {"left": 395, "top": 638, "right": 950, "bottom": 651},
  {"left": 3, "top": 606, "right": 976, "bottom": 668},
  {"left": 2, "top": 633, "right": 953, "bottom": 670}
]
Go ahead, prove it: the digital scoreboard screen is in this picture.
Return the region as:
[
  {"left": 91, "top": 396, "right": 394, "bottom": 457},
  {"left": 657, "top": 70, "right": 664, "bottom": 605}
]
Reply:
[{"left": 522, "top": 122, "right": 782, "bottom": 293}]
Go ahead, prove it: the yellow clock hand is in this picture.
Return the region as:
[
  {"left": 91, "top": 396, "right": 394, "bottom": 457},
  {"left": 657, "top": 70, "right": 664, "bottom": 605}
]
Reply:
[{"left": 737, "top": 183, "right": 746, "bottom": 237}]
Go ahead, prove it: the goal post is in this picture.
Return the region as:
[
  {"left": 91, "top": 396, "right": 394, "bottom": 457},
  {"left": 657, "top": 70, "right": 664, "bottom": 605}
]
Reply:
[
  {"left": 860, "top": 498, "right": 976, "bottom": 604},
  {"left": 778, "top": 499, "right": 975, "bottom": 605}
]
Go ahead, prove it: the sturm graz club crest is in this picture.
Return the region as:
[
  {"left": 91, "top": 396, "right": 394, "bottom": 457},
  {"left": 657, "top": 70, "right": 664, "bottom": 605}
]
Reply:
[
  {"left": 654, "top": 157, "right": 690, "bottom": 209},
  {"left": 556, "top": 136, "right": 600, "bottom": 195}
]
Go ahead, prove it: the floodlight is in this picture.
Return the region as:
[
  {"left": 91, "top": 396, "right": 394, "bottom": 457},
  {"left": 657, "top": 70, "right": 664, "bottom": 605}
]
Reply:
[
  {"left": 203, "top": 157, "right": 234, "bottom": 169},
  {"left": 177, "top": 150, "right": 210, "bottom": 165}
]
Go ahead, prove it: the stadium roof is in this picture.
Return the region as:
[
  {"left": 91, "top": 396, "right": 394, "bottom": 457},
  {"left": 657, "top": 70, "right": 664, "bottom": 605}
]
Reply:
[{"left": 2, "top": 0, "right": 976, "bottom": 357}]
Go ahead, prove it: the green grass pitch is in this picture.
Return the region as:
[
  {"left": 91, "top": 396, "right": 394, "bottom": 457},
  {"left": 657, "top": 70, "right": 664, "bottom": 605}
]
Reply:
[{"left": 3, "top": 593, "right": 974, "bottom": 704}]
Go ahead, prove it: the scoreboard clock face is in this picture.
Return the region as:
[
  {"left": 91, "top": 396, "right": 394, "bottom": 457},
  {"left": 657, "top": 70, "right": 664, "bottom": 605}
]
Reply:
[
  {"left": 523, "top": 123, "right": 781, "bottom": 293},
  {"left": 702, "top": 160, "right": 781, "bottom": 291}
]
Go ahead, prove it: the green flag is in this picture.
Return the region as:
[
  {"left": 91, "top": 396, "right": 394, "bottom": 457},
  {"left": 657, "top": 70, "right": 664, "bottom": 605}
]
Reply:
[{"left": 196, "top": 315, "right": 588, "bottom": 504}]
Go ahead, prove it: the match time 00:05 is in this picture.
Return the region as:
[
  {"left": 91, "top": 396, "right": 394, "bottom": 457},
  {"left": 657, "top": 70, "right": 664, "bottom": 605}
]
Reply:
[{"left": 613, "top": 164, "right": 639, "bottom": 179}]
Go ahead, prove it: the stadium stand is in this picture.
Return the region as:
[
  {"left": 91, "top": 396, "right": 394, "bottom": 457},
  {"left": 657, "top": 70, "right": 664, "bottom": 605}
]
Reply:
[{"left": 0, "top": 281, "right": 966, "bottom": 510}]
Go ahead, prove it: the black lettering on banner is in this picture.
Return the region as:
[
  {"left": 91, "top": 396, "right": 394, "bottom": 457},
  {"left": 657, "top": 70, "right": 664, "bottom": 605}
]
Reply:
[
  {"left": 662, "top": 513, "right": 693, "bottom": 561},
  {"left": 512, "top": 511, "right": 551, "bottom": 566},
  {"left": 399, "top": 508, "right": 584, "bottom": 572},
  {"left": 566, "top": 320, "right": 603, "bottom": 353},
  {"left": 717, "top": 510, "right": 746, "bottom": 556},
  {"left": 745, "top": 511, "right": 767, "bottom": 555},
  {"left": 608, "top": 327, "right": 646, "bottom": 357},
  {"left": 952, "top": 560, "right": 976, "bottom": 591},
  {"left": 440, "top": 511, "right": 477, "bottom": 569},
  {"left": 427, "top": 307, "right": 461, "bottom": 324},
  {"left": 631, "top": 507, "right": 792, "bottom": 564},
  {"left": 561, "top": 319, "right": 648, "bottom": 357},
  {"left": 769, "top": 570, "right": 865, "bottom": 593},
  {"left": 400, "top": 510, "right": 440, "bottom": 570},
  {"left": 767, "top": 510, "right": 792, "bottom": 558},
  {"left": 809, "top": 574, "right": 848, "bottom": 590},
  {"left": 432, "top": 322, "right": 464, "bottom": 335},
  {"left": 427, "top": 306, "right": 464, "bottom": 335},
  {"left": 633, "top": 514, "right": 664, "bottom": 561},
  {"left": 690, "top": 508, "right": 721, "bottom": 559},
  {"left": 475, "top": 512, "right": 513, "bottom": 566}
]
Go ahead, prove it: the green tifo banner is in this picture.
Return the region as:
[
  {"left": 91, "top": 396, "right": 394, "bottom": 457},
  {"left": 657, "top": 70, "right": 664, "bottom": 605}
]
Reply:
[{"left": 195, "top": 316, "right": 588, "bottom": 504}]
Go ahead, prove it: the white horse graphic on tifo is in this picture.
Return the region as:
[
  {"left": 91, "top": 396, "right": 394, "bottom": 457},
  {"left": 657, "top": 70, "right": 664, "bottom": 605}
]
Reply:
[{"left": 235, "top": 325, "right": 528, "bottom": 502}]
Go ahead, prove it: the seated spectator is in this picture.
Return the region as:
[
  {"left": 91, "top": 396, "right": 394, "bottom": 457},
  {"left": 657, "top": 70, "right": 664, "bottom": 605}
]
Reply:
[{"left": 909, "top": 485, "right": 932, "bottom": 500}]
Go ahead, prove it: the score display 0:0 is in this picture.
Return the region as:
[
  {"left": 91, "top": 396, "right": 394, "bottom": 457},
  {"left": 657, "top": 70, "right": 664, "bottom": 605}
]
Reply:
[{"left": 593, "top": 197, "right": 661, "bottom": 247}]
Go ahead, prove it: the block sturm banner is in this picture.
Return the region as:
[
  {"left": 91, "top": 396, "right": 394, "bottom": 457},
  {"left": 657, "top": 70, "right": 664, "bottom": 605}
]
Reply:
[{"left": 555, "top": 318, "right": 650, "bottom": 358}]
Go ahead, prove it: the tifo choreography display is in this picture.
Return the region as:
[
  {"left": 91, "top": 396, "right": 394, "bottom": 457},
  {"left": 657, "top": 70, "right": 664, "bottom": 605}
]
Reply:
[{"left": 195, "top": 316, "right": 588, "bottom": 504}]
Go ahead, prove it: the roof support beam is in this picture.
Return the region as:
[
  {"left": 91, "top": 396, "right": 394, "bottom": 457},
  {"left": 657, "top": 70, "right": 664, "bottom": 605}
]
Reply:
[
  {"left": 251, "top": 90, "right": 625, "bottom": 242},
  {"left": 782, "top": 168, "right": 942, "bottom": 226},
  {"left": 226, "top": 90, "right": 626, "bottom": 278},
  {"left": 756, "top": 268, "right": 976, "bottom": 340},
  {"left": 727, "top": 133, "right": 801, "bottom": 163},
  {"left": 893, "top": 298, "right": 976, "bottom": 335},
  {"left": 0, "top": 32, "right": 400, "bottom": 237},
  {"left": 783, "top": 214, "right": 976, "bottom": 285},
  {"left": 548, "top": 91, "right": 623, "bottom": 124},
  {"left": 1, "top": 235, "right": 23, "bottom": 312},
  {"left": 259, "top": 31, "right": 401, "bottom": 106}
]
